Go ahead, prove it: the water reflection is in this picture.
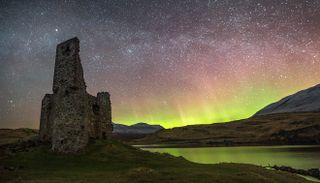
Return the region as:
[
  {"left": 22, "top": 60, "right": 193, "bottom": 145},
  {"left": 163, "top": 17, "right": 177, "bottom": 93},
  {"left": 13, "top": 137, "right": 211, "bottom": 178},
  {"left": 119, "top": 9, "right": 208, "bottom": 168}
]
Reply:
[{"left": 142, "top": 145, "right": 320, "bottom": 169}]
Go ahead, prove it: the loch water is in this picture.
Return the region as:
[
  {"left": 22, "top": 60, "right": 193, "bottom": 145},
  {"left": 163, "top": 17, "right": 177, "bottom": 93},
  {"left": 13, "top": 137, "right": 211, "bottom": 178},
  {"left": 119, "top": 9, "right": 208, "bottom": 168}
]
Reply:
[{"left": 141, "top": 145, "right": 320, "bottom": 169}]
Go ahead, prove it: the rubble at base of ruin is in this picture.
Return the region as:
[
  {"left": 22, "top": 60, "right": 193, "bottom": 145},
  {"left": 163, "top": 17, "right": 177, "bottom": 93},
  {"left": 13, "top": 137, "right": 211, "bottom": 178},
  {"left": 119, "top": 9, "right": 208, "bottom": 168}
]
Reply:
[{"left": 39, "top": 37, "right": 113, "bottom": 153}]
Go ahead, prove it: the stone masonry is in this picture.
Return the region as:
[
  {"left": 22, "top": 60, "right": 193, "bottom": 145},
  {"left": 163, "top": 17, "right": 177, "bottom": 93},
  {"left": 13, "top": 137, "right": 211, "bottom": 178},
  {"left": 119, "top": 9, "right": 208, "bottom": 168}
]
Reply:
[{"left": 39, "top": 37, "right": 112, "bottom": 153}]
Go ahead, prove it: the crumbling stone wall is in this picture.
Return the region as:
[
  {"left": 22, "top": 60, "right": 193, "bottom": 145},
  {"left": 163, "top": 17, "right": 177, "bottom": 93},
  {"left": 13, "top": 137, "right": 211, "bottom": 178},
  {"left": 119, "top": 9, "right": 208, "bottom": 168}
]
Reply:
[
  {"left": 39, "top": 37, "right": 113, "bottom": 153},
  {"left": 39, "top": 94, "right": 53, "bottom": 141},
  {"left": 97, "top": 92, "right": 113, "bottom": 138}
]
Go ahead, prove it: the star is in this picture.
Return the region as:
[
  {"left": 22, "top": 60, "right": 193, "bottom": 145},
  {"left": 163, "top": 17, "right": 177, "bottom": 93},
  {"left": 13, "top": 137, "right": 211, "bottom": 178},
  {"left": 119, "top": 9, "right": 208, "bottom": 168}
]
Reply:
[{"left": 0, "top": 0, "right": 320, "bottom": 128}]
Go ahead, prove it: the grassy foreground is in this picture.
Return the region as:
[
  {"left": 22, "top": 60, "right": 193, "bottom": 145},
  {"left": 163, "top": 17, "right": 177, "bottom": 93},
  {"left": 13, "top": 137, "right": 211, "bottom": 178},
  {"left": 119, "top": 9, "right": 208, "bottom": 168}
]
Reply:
[{"left": 0, "top": 140, "right": 312, "bottom": 183}]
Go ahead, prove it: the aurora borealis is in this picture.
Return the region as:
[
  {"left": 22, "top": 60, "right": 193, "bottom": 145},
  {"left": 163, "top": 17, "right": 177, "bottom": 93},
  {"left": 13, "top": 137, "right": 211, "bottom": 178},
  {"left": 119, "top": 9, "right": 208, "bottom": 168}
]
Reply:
[{"left": 1, "top": 0, "right": 320, "bottom": 129}]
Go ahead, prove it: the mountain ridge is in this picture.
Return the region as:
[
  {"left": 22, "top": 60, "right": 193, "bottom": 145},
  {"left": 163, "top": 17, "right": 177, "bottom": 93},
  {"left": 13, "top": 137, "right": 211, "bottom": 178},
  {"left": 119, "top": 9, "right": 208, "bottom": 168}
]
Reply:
[
  {"left": 255, "top": 84, "right": 320, "bottom": 116},
  {"left": 113, "top": 122, "right": 164, "bottom": 135}
]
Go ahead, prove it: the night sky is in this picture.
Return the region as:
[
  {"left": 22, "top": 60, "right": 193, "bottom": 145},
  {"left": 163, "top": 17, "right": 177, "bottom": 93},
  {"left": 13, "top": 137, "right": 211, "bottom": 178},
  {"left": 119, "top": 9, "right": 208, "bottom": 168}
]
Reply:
[{"left": 1, "top": 0, "right": 320, "bottom": 129}]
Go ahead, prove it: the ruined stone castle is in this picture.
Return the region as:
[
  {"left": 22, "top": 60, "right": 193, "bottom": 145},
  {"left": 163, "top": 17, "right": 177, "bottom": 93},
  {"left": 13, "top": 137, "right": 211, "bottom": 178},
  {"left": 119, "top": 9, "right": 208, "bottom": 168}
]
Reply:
[{"left": 39, "top": 37, "right": 113, "bottom": 153}]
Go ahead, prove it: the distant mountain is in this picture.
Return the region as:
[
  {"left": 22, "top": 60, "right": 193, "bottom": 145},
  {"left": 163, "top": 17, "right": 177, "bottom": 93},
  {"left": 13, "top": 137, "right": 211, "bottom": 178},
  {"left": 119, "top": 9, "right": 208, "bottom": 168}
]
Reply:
[
  {"left": 113, "top": 122, "right": 164, "bottom": 135},
  {"left": 255, "top": 84, "right": 320, "bottom": 116}
]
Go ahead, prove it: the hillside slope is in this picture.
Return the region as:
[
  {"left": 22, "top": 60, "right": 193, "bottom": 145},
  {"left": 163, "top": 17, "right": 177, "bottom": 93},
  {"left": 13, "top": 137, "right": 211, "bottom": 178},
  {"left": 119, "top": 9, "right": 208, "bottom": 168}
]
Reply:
[
  {"left": 133, "top": 112, "right": 320, "bottom": 146},
  {"left": 0, "top": 128, "right": 37, "bottom": 145},
  {"left": 255, "top": 84, "right": 320, "bottom": 116}
]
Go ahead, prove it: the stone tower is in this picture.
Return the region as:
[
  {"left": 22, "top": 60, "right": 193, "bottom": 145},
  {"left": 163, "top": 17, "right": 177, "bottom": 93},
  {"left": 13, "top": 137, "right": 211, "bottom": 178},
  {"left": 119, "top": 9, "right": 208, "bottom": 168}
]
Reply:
[{"left": 39, "top": 37, "right": 113, "bottom": 153}]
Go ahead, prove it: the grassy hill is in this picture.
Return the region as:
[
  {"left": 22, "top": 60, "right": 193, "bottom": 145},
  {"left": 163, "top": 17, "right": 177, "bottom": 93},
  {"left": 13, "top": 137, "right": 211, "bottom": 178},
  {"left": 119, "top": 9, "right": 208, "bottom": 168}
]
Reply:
[
  {"left": 0, "top": 128, "right": 37, "bottom": 145},
  {"left": 0, "top": 139, "right": 312, "bottom": 183},
  {"left": 133, "top": 112, "right": 320, "bottom": 146}
]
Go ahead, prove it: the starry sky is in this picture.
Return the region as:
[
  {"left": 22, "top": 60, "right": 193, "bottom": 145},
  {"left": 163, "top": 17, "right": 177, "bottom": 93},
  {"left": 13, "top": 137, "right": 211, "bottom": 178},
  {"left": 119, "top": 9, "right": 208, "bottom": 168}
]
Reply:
[{"left": 1, "top": 0, "right": 320, "bottom": 129}]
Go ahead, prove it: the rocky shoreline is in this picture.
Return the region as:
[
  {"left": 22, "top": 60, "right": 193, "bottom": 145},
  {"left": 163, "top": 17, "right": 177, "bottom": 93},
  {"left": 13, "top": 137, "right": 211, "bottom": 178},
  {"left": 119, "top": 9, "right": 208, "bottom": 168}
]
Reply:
[{"left": 271, "top": 165, "right": 320, "bottom": 180}]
